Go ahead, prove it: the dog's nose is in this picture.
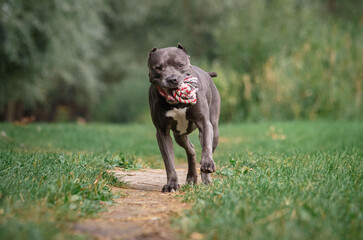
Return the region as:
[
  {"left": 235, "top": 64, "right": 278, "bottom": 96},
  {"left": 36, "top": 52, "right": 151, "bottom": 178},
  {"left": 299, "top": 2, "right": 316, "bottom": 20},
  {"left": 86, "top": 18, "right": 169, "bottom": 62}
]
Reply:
[{"left": 166, "top": 76, "right": 178, "bottom": 85}]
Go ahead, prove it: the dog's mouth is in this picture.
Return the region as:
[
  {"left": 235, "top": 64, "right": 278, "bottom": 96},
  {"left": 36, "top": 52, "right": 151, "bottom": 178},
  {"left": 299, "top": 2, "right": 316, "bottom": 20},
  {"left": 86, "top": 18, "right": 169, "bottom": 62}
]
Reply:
[
  {"left": 157, "top": 86, "right": 178, "bottom": 104},
  {"left": 155, "top": 76, "right": 199, "bottom": 105}
]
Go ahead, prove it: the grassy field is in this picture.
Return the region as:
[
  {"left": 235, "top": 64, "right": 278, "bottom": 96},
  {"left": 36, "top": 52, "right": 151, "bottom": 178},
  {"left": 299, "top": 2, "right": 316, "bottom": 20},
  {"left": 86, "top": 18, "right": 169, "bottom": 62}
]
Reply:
[
  {"left": 0, "top": 121, "right": 362, "bottom": 239},
  {"left": 178, "top": 121, "right": 363, "bottom": 240}
]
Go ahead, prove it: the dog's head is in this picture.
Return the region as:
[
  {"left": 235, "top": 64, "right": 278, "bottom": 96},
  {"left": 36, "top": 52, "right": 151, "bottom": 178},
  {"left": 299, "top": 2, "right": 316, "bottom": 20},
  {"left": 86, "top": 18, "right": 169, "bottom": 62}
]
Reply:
[{"left": 148, "top": 43, "right": 193, "bottom": 102}]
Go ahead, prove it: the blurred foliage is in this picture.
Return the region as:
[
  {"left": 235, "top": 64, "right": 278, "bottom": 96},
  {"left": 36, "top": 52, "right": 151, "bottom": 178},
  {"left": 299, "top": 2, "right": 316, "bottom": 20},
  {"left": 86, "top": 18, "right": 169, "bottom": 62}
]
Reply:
[
  {"left": 215, "top": 0, "right": 363, "bottom": 121},
  {"left": 0, "top": 0, "right": 362, "bottom": 122},
  {"left": 0, "top": 0, "right": 104, "bottom": 121}
]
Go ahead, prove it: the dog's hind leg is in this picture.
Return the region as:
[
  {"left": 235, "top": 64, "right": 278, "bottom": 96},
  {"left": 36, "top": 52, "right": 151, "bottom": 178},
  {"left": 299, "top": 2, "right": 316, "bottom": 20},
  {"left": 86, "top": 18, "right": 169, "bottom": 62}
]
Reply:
[
  {"left": 174, "top": 133, "right": 198, "bottom": 185},
  {"left": 212, "top": 122, "right": 219, "bottom": 153},
  {"left": 210, "top": 84, "right": 221, "bottom": 153},
  {"left": 200, "top": 172, "right": 212, "bottom": 185}
]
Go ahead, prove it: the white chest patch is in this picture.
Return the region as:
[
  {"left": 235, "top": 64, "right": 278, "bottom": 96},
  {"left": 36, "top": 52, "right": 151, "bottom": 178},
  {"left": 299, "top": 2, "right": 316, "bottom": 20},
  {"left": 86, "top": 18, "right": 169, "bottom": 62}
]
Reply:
[{"left": 165, "top": 107, "right": 189, "bottom": 134}]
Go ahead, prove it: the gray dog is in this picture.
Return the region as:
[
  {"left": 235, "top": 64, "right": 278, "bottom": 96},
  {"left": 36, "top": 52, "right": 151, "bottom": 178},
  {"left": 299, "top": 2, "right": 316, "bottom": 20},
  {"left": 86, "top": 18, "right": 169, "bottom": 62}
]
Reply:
[{"left": 148, "top": 43, "right": 220, "bottom": 192}]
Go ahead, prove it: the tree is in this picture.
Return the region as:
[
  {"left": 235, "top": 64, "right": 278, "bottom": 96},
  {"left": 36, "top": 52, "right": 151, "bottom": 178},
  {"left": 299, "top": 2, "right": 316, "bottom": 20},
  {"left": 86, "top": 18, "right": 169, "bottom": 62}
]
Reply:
[{"left": 0, "top": 0, "right": 104, "bottom": 121}]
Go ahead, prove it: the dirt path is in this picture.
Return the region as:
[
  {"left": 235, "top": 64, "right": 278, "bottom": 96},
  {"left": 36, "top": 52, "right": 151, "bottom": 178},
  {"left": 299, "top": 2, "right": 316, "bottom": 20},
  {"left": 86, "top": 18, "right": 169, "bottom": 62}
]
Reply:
[{"left": 73, "top": 167, "right": 200, "bottom": 240}]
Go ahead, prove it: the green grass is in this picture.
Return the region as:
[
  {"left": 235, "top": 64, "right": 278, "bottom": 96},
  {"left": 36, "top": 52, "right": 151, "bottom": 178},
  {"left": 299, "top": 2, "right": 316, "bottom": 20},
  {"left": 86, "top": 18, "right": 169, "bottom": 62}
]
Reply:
[
  {"left": 0, "top": 150, "right": 128, "bottom": 240},
  {"left": 0, "top": 124, "right": 137, "bottom": 240},
  {"left": 177, "top": 121, "right": 363, "bottom": 240},
  {"left": 0, "top": 121, "right": 362, "bottom": 239},
  {"left": 0, "top": 123, "right": 162, "bottom": 167}
]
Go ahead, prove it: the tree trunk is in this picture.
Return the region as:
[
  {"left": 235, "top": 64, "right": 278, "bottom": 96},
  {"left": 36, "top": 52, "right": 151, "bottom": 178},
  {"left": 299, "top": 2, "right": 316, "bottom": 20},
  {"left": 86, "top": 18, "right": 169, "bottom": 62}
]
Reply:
[{"left": 6, "top": 100, "right": 15, "bottom": 122}]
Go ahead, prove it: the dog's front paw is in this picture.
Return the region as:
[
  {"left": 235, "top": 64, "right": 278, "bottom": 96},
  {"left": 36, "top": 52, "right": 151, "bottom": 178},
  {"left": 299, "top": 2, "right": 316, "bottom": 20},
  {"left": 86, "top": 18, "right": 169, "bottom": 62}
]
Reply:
[
  {"left": 162, "top": 183, "right": 180, "bottom": 192},
  {"left": 200, "top": 160, "right": 216, "bottom": 173}
]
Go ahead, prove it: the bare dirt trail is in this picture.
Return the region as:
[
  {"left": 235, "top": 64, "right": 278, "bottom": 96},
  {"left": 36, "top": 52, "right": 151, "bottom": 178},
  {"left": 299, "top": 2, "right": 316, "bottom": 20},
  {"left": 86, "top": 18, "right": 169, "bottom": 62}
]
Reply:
[{"left": 73, "top": 167, "right": 200, "bottom": 240}]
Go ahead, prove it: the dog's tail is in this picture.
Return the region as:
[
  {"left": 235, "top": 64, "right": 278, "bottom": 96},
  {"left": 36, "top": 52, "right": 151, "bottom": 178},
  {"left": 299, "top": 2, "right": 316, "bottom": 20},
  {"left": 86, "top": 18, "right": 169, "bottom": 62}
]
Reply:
[{"left": 208, "top": 72, "right": 218, "bottom": 78}]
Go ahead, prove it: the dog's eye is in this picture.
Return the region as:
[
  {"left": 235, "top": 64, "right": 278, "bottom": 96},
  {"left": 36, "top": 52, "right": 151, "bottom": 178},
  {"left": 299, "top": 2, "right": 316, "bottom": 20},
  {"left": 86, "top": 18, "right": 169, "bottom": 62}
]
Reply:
[
  {"left": 154, "top": 65, "right": 162, "bottom": 71},
  {"left": 178, "top": 63, "right": 184, "bottom": 68}
]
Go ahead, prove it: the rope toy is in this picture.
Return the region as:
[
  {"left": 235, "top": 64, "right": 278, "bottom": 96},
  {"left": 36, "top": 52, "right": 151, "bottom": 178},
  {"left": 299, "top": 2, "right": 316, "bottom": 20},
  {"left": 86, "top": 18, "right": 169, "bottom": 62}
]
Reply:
[
  {"left": 158, "top": 76, "right": 199, "bottom": 105},
  {"left": 172, "top": 76, "right": 198, "bottom": 104}
]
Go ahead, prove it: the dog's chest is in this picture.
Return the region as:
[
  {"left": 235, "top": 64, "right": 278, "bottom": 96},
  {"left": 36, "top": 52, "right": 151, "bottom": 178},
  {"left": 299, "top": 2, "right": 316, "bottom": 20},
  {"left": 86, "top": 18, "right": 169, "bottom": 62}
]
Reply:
[{"left": 165, "top": 107, "right": 189, "bottom": 134}]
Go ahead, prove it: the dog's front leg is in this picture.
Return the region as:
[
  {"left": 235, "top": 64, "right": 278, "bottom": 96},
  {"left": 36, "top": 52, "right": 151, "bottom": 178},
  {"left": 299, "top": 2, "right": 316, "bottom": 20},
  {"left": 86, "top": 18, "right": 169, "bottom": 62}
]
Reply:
[
  {"left": 156, "top": 130, "right": 179, "bottom": 192},
  {"left": 195, "top": 119, "right": 215, "bottom": 184}
]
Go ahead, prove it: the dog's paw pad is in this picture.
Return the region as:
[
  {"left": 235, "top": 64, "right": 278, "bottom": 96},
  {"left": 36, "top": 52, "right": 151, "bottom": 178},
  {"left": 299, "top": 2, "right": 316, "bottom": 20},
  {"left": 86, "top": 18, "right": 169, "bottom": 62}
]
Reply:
[{"left": 200, "top": 162, "right": 216, "bottom": 173}]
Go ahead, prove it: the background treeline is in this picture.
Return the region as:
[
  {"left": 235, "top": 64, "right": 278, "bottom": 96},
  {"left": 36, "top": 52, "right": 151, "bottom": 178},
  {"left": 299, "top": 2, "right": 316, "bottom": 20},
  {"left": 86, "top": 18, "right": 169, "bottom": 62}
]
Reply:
[{"left": 1, "top": 0, "right": 362, "bottom": 122}]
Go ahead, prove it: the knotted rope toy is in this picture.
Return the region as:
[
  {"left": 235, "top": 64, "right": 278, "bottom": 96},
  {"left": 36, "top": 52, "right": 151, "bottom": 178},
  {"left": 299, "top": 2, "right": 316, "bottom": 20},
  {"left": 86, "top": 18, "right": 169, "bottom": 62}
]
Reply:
[{"left": 158, "top": 76, "right": 199, "bottom": 105}]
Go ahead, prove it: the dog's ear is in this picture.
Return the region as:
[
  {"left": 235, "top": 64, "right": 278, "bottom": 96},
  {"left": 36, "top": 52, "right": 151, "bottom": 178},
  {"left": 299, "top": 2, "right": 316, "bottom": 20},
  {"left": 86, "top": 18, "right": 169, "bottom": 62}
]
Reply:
[
  {"left": 149, "top": 47, "right": 158, "bottom": 54},
  {"left": 177, "top": 43, "right": 187, "bottom": 54}
]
